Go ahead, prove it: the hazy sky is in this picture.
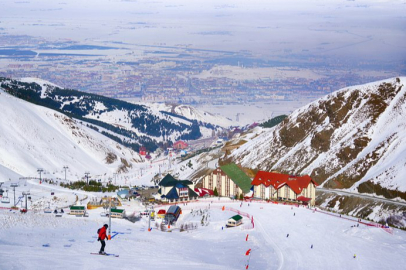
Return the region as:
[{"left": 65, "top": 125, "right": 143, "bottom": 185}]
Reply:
[{"left": 1, "top": 0, "right": 406, "bottom": 62}]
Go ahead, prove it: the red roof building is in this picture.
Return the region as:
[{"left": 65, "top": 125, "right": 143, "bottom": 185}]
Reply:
[
  {"left": 194, "top": 187, "right": 214, "bottom": 197},
  {"left": 251, "top": 171, "right": 318, "bottom": 205},
  {"left": 139, "top": 146, "right": 147, "bottom": 156},
  {"left": 173, "top": 140, "right": 188, "bottom": 150}
]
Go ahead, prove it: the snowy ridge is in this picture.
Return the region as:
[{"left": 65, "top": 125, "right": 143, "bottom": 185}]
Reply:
[
  {"left": 227, "top": 77, "right": 406, "bottom": 194},
  {"left": 134, "top": 102, "right": 235, "bottom": 129},
  {"left": 20, "top": 77, "right": 61, "bottom": 98}
]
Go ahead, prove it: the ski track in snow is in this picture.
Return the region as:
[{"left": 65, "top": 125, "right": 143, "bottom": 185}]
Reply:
[{"left": 255, "top": 216, "right": 285, "bottom": 270}]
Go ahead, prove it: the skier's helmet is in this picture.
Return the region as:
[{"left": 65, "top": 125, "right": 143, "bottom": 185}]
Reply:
[{"left": 104, "top": 224, "right": 108, "bottom": 228}]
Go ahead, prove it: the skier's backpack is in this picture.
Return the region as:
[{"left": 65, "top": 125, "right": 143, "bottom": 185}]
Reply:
[{"left": 97, "top": 228, "right": 101, "bottom": 234}]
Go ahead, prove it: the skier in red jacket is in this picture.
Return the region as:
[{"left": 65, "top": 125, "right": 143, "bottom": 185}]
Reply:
[{"left": 98, "top": 224, "right": 109, "bottom": 254}]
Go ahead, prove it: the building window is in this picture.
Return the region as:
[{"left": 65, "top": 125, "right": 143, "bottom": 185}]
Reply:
[
  {"left": 179, "top": 188, "right": 188, "bottom": 198},
  {"left": 209, "top": 174, "right": 213, "bottom": 190},
  {"left": 217, "top": 174, "right": 222, "bottom": 195}
]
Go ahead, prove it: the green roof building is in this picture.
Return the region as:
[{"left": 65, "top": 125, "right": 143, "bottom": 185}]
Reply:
[
  {"left": 202, "top": 163, "right": 252, "bottom": 197},
  {"left": 227, "top": 215, "right": 243, "bottom": 227},
  {"left": 159, "top": 174, "right": 193, "bottom": 187},
  {"left": 69, "top": 205, "right": 86, "bottom": 215},
  {"left": 110, "top": 208, "right": 126, "bottom": 218}
]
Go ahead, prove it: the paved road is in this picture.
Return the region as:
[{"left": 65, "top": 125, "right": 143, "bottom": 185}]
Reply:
[
  {"left": 317, "top": 187, "right": 406, "bottom": 207},
  {"left": 188, "top": 137, "right": 218, "bottom": 150}
]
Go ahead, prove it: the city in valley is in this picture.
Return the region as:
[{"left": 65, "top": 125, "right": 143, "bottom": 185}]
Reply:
[{"left": 1, "top": 0, "right": 404, "bottom": 123}]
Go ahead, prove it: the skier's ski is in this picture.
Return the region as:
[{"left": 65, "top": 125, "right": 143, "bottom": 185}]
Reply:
[{"left": 90, "top": 252, "right": 119, "bottom": 257}]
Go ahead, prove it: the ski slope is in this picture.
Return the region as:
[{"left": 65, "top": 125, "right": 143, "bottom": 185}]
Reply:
[{"left": 1, "top": 183, "right": 405, "bottom": 270}]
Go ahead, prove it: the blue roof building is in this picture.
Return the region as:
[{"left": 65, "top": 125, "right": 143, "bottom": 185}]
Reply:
[{"left": 158, "top": 174, "right": 198, "bottom": 202}]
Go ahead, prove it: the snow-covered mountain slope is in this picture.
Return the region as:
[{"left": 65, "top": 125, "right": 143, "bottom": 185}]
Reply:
[
  {"left": 226, "top": 77, "right": 406, "bottom": 197},
  {"left": 0, "top": 77, "right": 228, "bottom": 152},
  {"left": 0, "top": 88, "right": 143, "bottom": 180},
  {"left": 140, "top": 102, "right": 235, "bottom": 129}
]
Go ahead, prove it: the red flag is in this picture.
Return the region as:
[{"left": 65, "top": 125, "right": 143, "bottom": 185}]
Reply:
[
  {"left": 245, "top": 249, "right": 251, "bottom": 256},
  {"left": 246, "top": 265, "right": 249, "bottom": 269},
  {"left": 246, "top": 234, "right": 249, "bottom": 241}
]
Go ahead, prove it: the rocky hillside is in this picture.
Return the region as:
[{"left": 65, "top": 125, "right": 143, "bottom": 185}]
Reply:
[{"left": 225, "top": 77, "right": 406, "bottom": 199}]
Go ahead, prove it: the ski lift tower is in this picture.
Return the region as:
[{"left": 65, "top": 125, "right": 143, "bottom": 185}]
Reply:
[
  {"left": 10, "top": 183, "right": 19, "bottom": 206},
  {"left": 22, "top": 191, "right": 30, "bottom": 211},
  {"left": 63, "top": 166, "right": 69, "bottom": 183},
  {"left": 37, "top": 168, "right": 44, "bottom": 184},
  {"left": 84, "top": 172, "right": 90, "bottom": 185}
]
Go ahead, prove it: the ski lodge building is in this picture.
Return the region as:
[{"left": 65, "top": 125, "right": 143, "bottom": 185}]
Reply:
[
  {"left": 69, "top": 205, "right": 86, "bottom": 216},
  {"left": 158, "top": 174, "right": 198, "bottom": 202},
  {"left": 251, "top": 171, "right": 318, "bottom": 205},
  {"left": 201, "top": 163, "right": 252, "bottom": 198},
  {"left": 139, "top": 146, "right": 147, "bottom": 156},
  {"left": 173, "top": 140, "right": 188, "bottom": 150},
  {"left": 110, "top": 208, "right": 126, "bottom": 219}
]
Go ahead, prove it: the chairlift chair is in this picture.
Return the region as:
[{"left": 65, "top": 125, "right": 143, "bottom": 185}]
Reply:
[
  {"left": 1, "top": 191, "right": 10, "bottom": 203},
  {"left": 1, "top": 196, "right": 10, "bottom": 204}
]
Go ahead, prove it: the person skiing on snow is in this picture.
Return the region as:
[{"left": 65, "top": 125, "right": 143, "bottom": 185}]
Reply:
[{"left": 98, "top": 224, "right": 109, "bottom": 254}]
